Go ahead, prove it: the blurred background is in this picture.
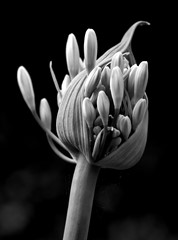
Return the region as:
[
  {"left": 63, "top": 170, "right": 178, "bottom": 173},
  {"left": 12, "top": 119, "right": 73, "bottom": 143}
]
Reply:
[{"left": 0, "top": 2, "right": 176, "bottom": 240}]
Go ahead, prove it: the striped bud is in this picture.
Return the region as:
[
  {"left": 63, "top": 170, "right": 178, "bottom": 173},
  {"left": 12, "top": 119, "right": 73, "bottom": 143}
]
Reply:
[
  {"left": 127, "top": 64, "right": 138, "bottom": 99},
  {"left": 39, "top": 98, "right": 52, "bottom": 130},
  {"left": 17, "top": 66, "right": 35, "bottom": 111},
  {"left": 84, "top": 66, "right": 101, "bottom": 98},
  {"left": 111, "top": 52, "right": 124, "bottom": 72},
  {"left": 61, "top": 74, "right": 71, "bottom": 95},
  {"left": 110, "top": 66, "right": 124, "bottom": 111},
  {"left": 66, "top": 33, "right": 80, "bottom": 79},
  {"left": 82, "top": 97, "right": 96, "bottom": 128},
  {"left": 134, "top": 61, "right": 148, "bottom": 103},
  {"left": 84, "top": 29, "right": 98, "bottom": 74},
  {"left": 116, "top": 115, "right": 131, "bottom": 139},
  {"left": 97, "top": 91, "right": 110, "bottom": 126},
  {"left": 132, "top": 98, "right": 147, "bottom": 130}
]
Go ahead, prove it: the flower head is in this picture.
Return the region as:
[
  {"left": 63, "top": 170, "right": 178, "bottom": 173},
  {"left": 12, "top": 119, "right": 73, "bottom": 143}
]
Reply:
[{"left": 17, "top": 21, "right": 150, "bottom": 169}]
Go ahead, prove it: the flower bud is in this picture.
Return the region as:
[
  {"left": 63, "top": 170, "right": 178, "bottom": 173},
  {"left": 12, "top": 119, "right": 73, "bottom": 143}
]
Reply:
[
  {"left": 132, "top": 98, "right": 147, "bottom": 130},
  {"left": 116, "top": 115, "right": 131, "bottom": 139},
  {"left": 111, "top": 52, "right": 124, "bottom": 72},
  {"left": 66, "top": 33, "right": 80, "bottom": 79},
  {"left": 127, "top": 64, "right": 138, "bottom": 99},
  {"left": 100, "top": 66, "right": 111, "bottom": 89},
  {"left": 17, "top": 66, "right": 35, "bottom": 111},
  {"left": 82, "top": 97, "right": 96, "bottom": 128},
  {"left": 61, "top": 74, "right": 71, "bottom": 95},
  {"left": 93, "top": 126, "right": 101, "bottom": 136},
  {"left": 106, "top": 137, "right": 122, "bottom": 153},
  {"left": 94, "top": 116, "right": 103, "bottom": 127},
  {"left": 84, "top": 66, "right": 101, "bottom": 98},
  {"left": 110, "top": 66, "right": 124, "bottom": 111},
  {"left": 134, "top": 61, "right": 148, "bottom": 103},
  {"left": 90, "top": 84, "right": 105, "bottom": 104},
  {"left": 112, "top": 128, "right": 120, "bottom": 138},
  {"left": 84, "top": 29, "right": 98, "bottom": 74},
  {"left": 97, "top": 91, "right": 110, "bottom": 126},
  {"left": 39, "top": 98, "right": 52, "bottom": 130}
]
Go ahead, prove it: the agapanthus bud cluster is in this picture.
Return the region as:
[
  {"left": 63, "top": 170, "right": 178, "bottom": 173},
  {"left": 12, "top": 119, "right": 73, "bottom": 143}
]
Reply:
[{"left": 17, "top": 21, "right": 149, "bottom": 169}]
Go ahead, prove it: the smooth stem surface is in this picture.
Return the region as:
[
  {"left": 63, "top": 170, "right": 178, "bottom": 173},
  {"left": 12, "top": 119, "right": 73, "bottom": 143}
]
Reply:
[{"left": 63, "top": 154, "right": 100, "bottom": 240}]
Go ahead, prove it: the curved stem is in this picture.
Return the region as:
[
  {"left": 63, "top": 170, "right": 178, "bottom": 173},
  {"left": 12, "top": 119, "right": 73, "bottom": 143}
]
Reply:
[{"left": 63, "top": 154, "right": 100, "bottom": 240}]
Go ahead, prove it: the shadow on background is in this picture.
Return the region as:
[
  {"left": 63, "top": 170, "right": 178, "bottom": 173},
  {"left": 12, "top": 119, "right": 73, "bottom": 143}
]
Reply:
[{"left": 0, "top": 2, "right": 176, "bottom": 240}]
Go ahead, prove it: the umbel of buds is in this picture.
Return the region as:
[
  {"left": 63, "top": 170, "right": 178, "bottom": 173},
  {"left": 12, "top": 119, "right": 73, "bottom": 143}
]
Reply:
[
  {"left": 17, "top": 21, "right": 150, "bottom": 240},
  {"left": 17, "top": 21, "right": 149, "bottom": 170}
]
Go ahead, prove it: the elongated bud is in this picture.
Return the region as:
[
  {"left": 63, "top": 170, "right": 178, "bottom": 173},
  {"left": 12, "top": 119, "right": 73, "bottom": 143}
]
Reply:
[
  {"left": 134, "top": 61, "right": 148, "bottom": 103},
  {"left": 66, "top": 33, "right": 80, "bottom": 79},
  {"left": 84, "top": 29, "right": 98, "bottom": 74},
  {"left": 100, "top": 66, "right": 111, "bottom": 89},
  {"left": 39, "top": 98, "right": 52, "bottom": 130},
  {"left": 111, "top": 52, "right": 124, "bottom": 72},
  {"left": 79, "top": 58, "right": 85, "bottom": 72},
  {"left": 132, "top": 98, "right": 147, "bottom": 130},
  {"left": 110, "top": 66, "right": 124, "bottom": 111},
  {"left": 82, "top": 97, "right": 96, "bottom": 128},
  {"left": 116, "top": 115, "right": 131, "bottom": 139},
  {"left": 17, "top": 66, "right": 35, "bottom": 111},
  {"left": 61, "top": 74, "right": 71, "bottom": 95},
  {"left": 84, "top": 66, "right": 101, "bottom": 98},
  {"left": 127, "top": 64, "right": 138, "bottom": 99},
  {"left": 97, "top": 91, "right": 110, "bottom": 126}
]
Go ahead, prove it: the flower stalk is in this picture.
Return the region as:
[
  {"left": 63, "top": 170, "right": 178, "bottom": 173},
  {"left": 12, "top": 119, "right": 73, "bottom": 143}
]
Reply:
[{"left": 63, "top": 154, "right": 100, "bottom": 240}]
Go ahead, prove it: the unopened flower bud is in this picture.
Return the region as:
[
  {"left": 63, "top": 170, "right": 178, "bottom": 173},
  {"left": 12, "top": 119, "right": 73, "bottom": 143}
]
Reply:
[
  {"left": 132, "top": 98, "right": 147, "bottom": 130},
  {"left": 134, "top": 61, "right": 148, "bottom": 103},
  {"left": 90, "top": 84, "right": 105, "bottom": 104},
  {"left": 84, "top": 29, "right": 98, "bottom": 74},
  {"left": 84, "top": 66, "right": 101, "bottom": 98},
  {"left": 94, "top": 116, "right": 103, "bottom": 127},
  {"left": 111, "top": 52, "right": 124, "bottom": 72},
  {"left": 110, "top": 66, "right": 124, "bottom": 111},
  {"left": 17, "top": 66, "right": 35, "bottom": 111},
  {"left": 116, "top": 115, "right": 131, "bottom": 139},
  {"left": 66, "top": 33, "right": 80, "bottom": 79},
  {"left": 61, "top": 74, "right": 71, "bottom": 95},
  {"left": 97, "top": 91, "right": 110, "bottom": 126},
  {"left": 39, "top": 98, "right": 52, "bottom": 130},
  {"left": 100, "top": 66, "right": 111, "bottom": 89},
  {"left": 127, "top": 64, "right": 138, "bottom": 99},
  {"left": 82, "top": 97, "right": 96, "bottom": 128},
  {"left": 112, "top": 128, "right": 121, "bottom": 138},
  {"left": 93, "top": 126, "right": 101, "bottom": 136}
]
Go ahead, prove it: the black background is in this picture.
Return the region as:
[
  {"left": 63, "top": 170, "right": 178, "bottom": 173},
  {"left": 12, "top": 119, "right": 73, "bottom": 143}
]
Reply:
[{"left": 0, "top": 2, "right": 176, "bottom": 240}]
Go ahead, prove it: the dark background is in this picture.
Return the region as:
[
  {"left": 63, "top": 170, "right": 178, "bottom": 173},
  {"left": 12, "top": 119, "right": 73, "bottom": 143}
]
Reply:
[{"left": 0, "top": 3, "right": 176, "bottom": 240}]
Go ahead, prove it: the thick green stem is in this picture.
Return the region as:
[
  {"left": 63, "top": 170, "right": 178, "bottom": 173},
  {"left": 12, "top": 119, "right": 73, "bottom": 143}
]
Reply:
[{"left": 63, "top": 154, "right": 100, "bottom": 240}]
